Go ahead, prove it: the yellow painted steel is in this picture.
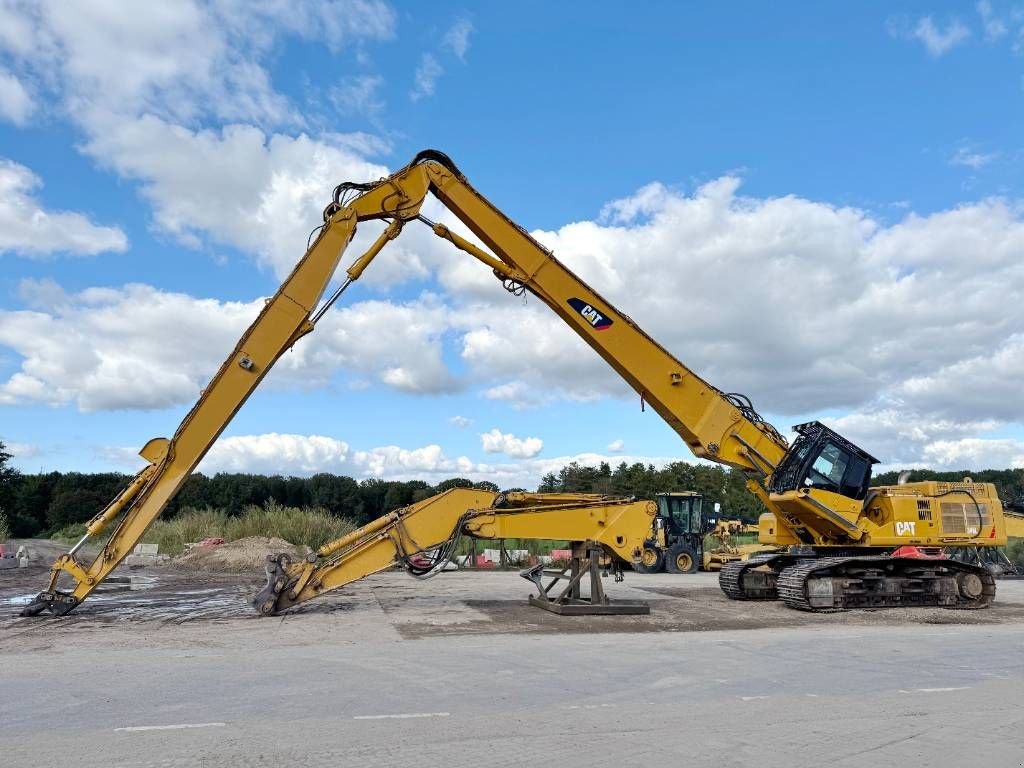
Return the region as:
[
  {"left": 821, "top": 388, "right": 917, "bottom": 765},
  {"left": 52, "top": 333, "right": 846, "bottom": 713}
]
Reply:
[
  {"left": 31, "top": 149, "right": 1011, "bottom": 613},
  {"left": 264, "top": 488, "right": 657, "bottom": 613},
  {"left": 1005, "top": 511, "right": 1024, "bottom": 539}
]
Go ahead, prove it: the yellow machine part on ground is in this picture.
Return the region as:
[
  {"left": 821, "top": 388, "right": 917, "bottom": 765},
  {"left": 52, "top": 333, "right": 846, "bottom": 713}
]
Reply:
[{"left": 255, "top": 488, "right": 659, "bottom": 615}]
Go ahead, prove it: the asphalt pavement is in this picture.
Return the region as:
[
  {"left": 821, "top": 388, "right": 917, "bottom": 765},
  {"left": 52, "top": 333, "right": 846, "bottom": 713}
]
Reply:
[{"left": 3, "top": 606, "right": 1024, "bottom": 767}]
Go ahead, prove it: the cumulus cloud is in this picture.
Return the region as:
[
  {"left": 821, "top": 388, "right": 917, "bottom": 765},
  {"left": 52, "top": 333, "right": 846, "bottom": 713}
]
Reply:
[
  {"left": 607, "top": 439, "right": 625, "bottom": 453},
  {"left": 449, "top": 179, "right": 1023, "bottom": 427},
  {"left": 449, "top": 415, "right": 472, "bottom": 428},
  {"left": 80, "top": 115, "right": 388, "bottom": 278},
  {"left": 0, "top": 1, "right": 395, "bottom": 127},
  {"left": 922, "top": 438, "right": 1024, "bottom": 469},
  {"left": 480, "top": 428, "right": 543, "bottom": 458},
  {"left": 4, "top": 171, "right": 1024, "bottom": 472},
  {"left": 0, "top": 0, "right": 395, "bottom": 278},
  {"left": 179, "top": 432, "right": 674, "bottom": 487},
  {"left": 0, "top": 280, "right": 458, "bottom": 411},
  {"left": 0, "top": 68, "right": 33, "bottom": 125},
  {"left": 202, "top": 433, "right": 352, "bottom": 475},
  {"left": 0, "top": 159, "right": 128, "bottom": 257}
]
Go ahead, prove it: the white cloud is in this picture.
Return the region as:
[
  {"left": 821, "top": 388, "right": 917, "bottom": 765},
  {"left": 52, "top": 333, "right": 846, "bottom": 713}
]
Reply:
[
  {"left": 3, "top": 440, "right": 39, "bottom": 459},
  {"left": 922, "top": 438, "right": 1024, "bottom": 470},
  {"left": 456, "top": 179, "right": 1024, "bottom": 425},
  {"left": 0, "top": 1, "right": 396, "bottom": 128},
  {"left": 0, "top": 68, "right": 33, "bottom": 125},
  {"left": 0, "top": 281, "right": 458, "bottom": 411},
  {"left": 896, "top": 334, "right": 1024, "bottom": 422},
  {"left": 80, "top": 115, "right": 388, "bottom": 277},
  {"left": 949, "top": 144, "right": 997, "bottom": 169},
  {"left": 480, "top": 428, "right": 543, "bottom": 458},
  {"left": 977, "top": 1, "right": 1008, "bottom": 41},
  {"left": 0, "top": 0, "right": 396, "bottom": 279},
  {"left": 6, "top": 175, "right": 1024, "bottom": 473},
  {"left": 824, "top": 409, "right": 1001, "bottom": 470},
  {"left": 0, "top": 159, "right": 128, "bottom": 257},
  {"left": 201, "top": 433, "right": 352, "bottom": 475},
  {"left": 410, "top": 53, "right": 443, "bottom": 102},
  {"left": 330, "top": 74, "right": 385, "bottom": 118},
  {"left": 607, "top": 439, "right": 625, "bottom": 453},
  {"left": 449, "top": 415, "right": 472, "bottom": 428},
  {"left": 914, "top": 17, "right": 971, "bottom": 56},
  {"left": 442, "top": 19, "right": 473, "bottom": 61},
  {"left": 145, "top": 431, "right": 677, "bottom": 487},
  {"left": 889, "top": 16, "right": 970, "bottom": 56}
]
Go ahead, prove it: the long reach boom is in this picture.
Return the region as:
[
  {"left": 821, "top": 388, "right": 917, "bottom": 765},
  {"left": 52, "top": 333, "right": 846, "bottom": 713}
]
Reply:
[{"left": 24, "top": 149, "right": 1004, "bottom": 615}]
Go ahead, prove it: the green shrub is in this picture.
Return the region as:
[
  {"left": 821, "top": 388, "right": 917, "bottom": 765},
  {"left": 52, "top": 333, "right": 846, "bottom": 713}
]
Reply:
[
  {"left": 50, "top": 522, "right": 87, "bottom": 542},
  {"left": 140, "top": 502, "right": 355, "bottom": 555},
  {"left": 143, "top": 507, "right": 229, "bottom": 555},
  {"left": 224, "top": 500, "right": 355, "bottom": 552},
  {"left": 0, "top": 509, "right": 9, "bottom": 542}
]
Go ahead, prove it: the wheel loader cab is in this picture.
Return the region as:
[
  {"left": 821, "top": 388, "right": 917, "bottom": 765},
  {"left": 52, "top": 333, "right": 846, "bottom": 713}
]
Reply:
[
  {"left": 656, "top": 492, "right": 706, "bottom": 536},
  {"left": 768, "top": 421, "right": 878, "bottom": 502}
]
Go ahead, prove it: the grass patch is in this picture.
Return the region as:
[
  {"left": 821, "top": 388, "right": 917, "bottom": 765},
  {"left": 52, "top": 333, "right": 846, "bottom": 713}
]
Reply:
[
  {"left": 141, "top": 501, "right": 356, "bottom": 555},
  {"left": 50, "top": 522, "right": 87, "bottom": 543}
]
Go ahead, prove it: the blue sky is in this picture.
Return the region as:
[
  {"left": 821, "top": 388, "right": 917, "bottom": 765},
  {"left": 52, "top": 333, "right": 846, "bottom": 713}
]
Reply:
[{"left": 0, "top": 1, "right": 1022, "bottom": 486}]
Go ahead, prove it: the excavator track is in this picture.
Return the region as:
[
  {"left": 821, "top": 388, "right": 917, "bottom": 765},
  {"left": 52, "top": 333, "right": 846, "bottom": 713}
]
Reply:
[
  {"left": 777, "top": 555, "right": 996, "bottom": 612},
  {"left": 718, "top": 553, "right": 795, "bottom": 600}
]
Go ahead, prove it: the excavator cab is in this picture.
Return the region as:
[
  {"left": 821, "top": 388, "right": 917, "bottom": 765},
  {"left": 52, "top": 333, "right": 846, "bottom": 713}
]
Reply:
[{"left": 768, "top": 421, "right": 878, "bottom": 501}]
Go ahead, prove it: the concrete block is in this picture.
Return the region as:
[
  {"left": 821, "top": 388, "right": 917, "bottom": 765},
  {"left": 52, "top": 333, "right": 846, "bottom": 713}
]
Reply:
[{"left": 134, "top": 543, "right": 159, "bottom": 556}]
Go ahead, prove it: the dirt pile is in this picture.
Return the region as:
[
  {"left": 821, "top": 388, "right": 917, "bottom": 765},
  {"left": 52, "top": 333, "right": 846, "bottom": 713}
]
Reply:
[{"left": 174, "top": 536, "right": 310, "bottom": 572}]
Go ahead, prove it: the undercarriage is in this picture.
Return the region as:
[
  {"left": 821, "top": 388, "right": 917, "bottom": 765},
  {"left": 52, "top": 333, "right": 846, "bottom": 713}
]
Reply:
[{"left": 719, "top": 551, "right": 996, "bottom": 612}]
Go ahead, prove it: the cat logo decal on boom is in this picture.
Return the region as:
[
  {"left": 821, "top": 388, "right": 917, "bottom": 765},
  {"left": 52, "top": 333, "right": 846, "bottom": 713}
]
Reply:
[{"left": 568, "top": 298, "right": 613, "bottom": 331}]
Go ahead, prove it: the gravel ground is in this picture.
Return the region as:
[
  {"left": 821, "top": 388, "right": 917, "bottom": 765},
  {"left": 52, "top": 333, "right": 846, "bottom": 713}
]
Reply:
[{"left": 4, "top": 562, "right": 1024, "bottom": 648}]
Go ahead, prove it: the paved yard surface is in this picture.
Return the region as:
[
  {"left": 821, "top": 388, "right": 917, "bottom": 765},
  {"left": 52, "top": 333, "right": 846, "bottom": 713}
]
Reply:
[{"left": 3, "top": 568, "right": 1024, "bottom": 766}]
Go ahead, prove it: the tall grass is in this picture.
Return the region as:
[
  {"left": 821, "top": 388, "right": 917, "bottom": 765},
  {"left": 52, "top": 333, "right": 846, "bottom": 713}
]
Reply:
[{"left": 142, "top": 501, "right": 356, "bottom": 555}]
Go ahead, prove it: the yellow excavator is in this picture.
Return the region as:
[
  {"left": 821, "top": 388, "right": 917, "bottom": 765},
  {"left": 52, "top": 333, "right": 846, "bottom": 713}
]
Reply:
[{"left": 22, "top": 149, "right": 1010, "bottom": 616}]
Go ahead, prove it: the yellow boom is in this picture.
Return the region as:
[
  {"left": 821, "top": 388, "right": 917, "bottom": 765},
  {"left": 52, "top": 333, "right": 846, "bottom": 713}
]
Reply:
[{"left": 254, "top": 488, "right": 658, "bottom": 615}]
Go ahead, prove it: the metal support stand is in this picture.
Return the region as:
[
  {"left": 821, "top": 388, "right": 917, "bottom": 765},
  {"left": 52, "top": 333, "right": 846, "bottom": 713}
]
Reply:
[{"left": 520, "top": 541, "right": 650, "bottom": 616}]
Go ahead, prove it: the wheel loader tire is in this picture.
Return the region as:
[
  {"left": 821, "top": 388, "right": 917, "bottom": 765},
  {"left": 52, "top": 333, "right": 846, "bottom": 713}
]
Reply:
[
  {"left": 635, "top": 545, "right": 664, "bottom": 573},
  {"left": 666, "top": 543, "right": 699, "bottom": 574}
]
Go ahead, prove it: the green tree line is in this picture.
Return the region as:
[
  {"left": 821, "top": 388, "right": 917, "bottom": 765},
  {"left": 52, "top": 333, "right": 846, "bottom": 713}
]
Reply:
[
  {"left": 538, "top": 460, "right": 767, "bottom": 521},
  {"left": 2, "top": 439, "right": 1023, "bottom": 538}
]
